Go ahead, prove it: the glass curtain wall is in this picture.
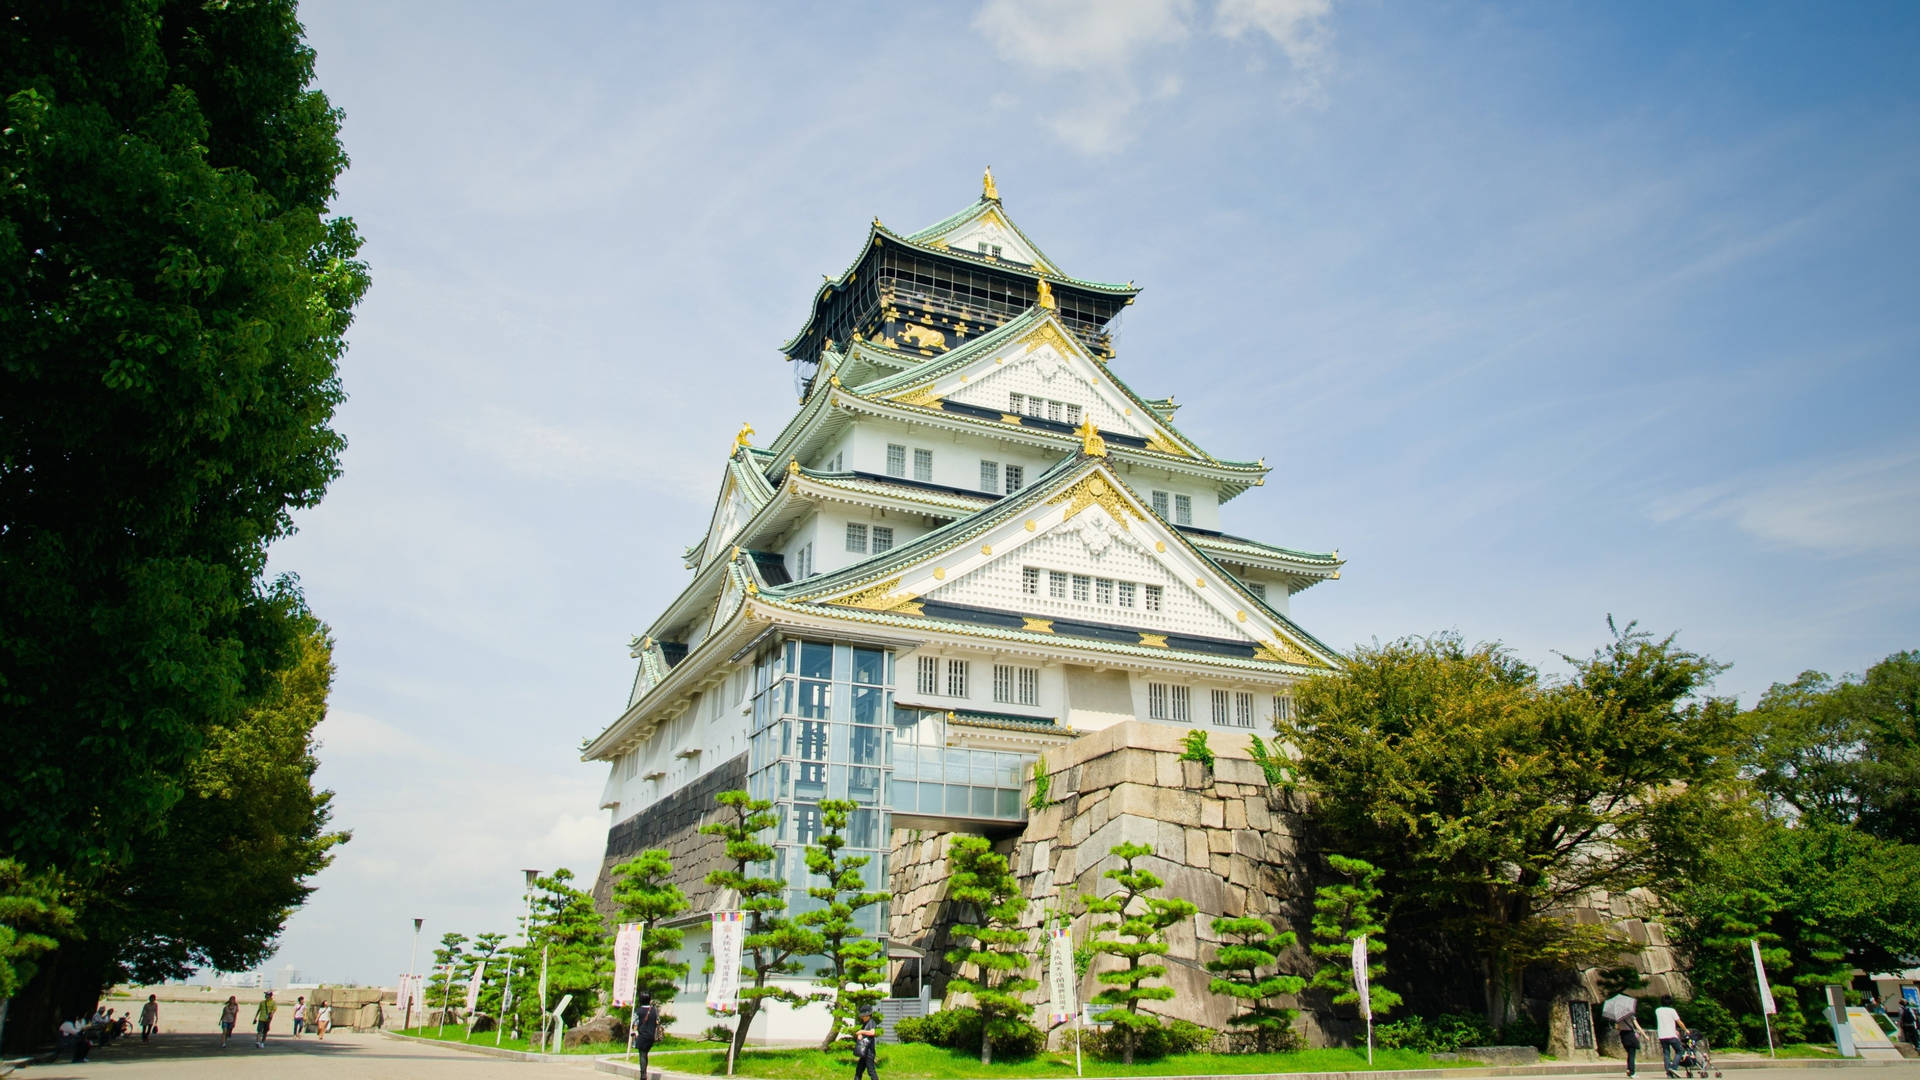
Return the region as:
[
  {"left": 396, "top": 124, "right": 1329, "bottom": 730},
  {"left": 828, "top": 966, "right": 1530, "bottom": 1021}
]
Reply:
[{"left": 747, "top": 639, "right": 894, "bottom": 937}]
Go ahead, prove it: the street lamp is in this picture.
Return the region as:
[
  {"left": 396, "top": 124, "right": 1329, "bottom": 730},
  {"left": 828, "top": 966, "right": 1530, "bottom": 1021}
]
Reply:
[{"left": 404, "top": 917, "right": 423, "bottom": 1031}]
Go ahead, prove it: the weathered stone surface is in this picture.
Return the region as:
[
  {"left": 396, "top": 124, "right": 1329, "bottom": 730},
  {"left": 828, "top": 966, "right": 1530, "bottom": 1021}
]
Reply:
[
  {"left": 1245, "top": 795, "right": 1271, "bottom": 831},
  {"left": 1460, "top": 1046, "right": 1541, "bottom": 1066},
  {"left": 564, "top": 1014, "right": 624, "bottom": 1048}
]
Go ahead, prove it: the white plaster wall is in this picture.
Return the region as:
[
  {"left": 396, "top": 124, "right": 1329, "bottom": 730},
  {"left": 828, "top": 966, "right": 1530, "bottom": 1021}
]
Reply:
[
  {"left": 605, "top": 668, "right": 750, "bottom": 820},
  {"left": 892, "top": 643, "right": 1062, "bottom": 721},
  {"left": 848, "top": 417, "right": 1060, "bottom": 496}
]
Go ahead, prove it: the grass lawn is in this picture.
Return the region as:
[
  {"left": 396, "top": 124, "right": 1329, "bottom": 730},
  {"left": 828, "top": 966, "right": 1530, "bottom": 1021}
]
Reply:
[
  {"left": 1722, "top": 1043, "right": 1838, "bottom": 1059},
  {"left": 394, "top": 1024, "right": 696, "bottom": 1056},
  {"left": 669, "top": 1043, "right": 1472, "bottom": 1078}
]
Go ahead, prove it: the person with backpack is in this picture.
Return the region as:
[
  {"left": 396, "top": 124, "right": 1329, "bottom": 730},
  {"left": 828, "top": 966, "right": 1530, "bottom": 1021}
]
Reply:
[
  {"left": 852, "top": 1008, "right": 880, "bottom": 1080},
  {"left": 631, "top": 992, "right": 660, "bottom": 1080},
  {"left": 254, "top": 991, "right": 277, "bottom": 1048}
]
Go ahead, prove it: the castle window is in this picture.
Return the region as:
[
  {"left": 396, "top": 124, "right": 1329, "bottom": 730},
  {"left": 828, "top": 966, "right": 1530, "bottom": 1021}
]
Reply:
[
  {"left": 1004, "top": 464, "right": 1024, "bottom": 493},
  {"left": 1117, "top": 581, "right": 1136, "bottom": 607},
  {"left": 1096, "top": 578, "right": 1114, "bottom": 605},
  {"left": 1148, "top": 682, "right": 1190, "bottom": 722},
  {"left": 1048, "top": 571, "right": 1068, "bottom": 599},
  {"left": 1247, "top": 581, "right": 1266, "bottom": 601},
  {"left": 980, "top": 460, "right": 999, "bottom": 493},
  {"left": 917, "top": 656, "right": 938, "bottom": 695},
  {"left": 1072, "top": 575, "right": 1090, "bottom": 602},
  {"left": 1211, "top": 689, "right": 1231, "bottom": 726},
  {"left": 992, "top": 664, "right": 1039, "bottom": 706},
  {"left": 1047, "top": 401, "right": 1063, "bottom": 423},
  {"left": 1174, "top": 494, "right": 1192, "bottom": 525},
  {"left": 1009, "top": 392, "right": 1025, "bottom": 414},
  {"left": 872, "top": 526, "right": 894, "bottom": 553},
  {"left": 1065, "top": 404, "right": 1082, "bottom": 426},
  {"left": 946, "top": 659, "right": 970, "bottom": 698},
  {"left": 795, "top": 543, "right": 813, "bottom": 578},
  {"left": 1144, "top": 584, "right": 1163, "bottom": 612},
  {"left": 1022, "top": 567, "right": 1040, "bottom": 595},
  {"left": 845, "top": 523, "right": 868, "bottom": 553},
  {"left": 1234, "top": 692, "right": 1255, "bottom": 728},
  {"left": 1151, "top": 490, "right": 1170, "bottom": 518},
  {"left": 886, "top": 443, "right": 906, "bottom": 477},
  {"left": 1273, "top": 694, "right": 1294, "bottom": 724},
  {"left": 913, "top": 448, "right": 933, "bottom": 482}
]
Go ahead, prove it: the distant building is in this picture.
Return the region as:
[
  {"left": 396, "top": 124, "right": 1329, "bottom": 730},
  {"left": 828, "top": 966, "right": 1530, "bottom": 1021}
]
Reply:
[{"left": 584, "top": 173, "right": 1345, "bottom": 1041}]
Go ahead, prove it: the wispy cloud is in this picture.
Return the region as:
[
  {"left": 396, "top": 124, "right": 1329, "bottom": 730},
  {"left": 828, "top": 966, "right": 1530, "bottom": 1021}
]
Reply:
[
  {"left": 1215, "top": 0, "right": 1334, "bottom": 101},
  {"left": 1647, "top": 445, "right": 1920, "bottom": 556}
]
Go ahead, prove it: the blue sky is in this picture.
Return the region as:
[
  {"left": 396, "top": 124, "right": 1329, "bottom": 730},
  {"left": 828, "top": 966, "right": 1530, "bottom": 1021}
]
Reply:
[{"left": 267, "top": 0, "right": 1919, "bottom": 985}]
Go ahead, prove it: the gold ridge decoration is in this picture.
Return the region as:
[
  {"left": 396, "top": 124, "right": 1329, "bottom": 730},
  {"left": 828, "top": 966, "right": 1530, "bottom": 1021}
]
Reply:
[
  {"left": 1255, "top": 636, "right": 1322, "bottom": 667},
  {"left": 1075, "top": 417, "right": 1108, "bottom": 458},
  {"left": 1048, "top": 473, "right": 1140, "bottom": 527},
  {"left": 1036, "top": 279, "right": 1056, "bottom": 310},
  {"left": 982, "top": 166, "right": 999, "bottom": 201},
  {"left": 831, "top": 577, "right": 913, "bottom": 612},
  {"left": 889, "top": 385, "right": 941, "bottom": 408},
  {"left": 1143, "top": 431, "right": 1190, "bottom": 458},
  {"left": 733, "top": 422, "right": 755, "bottom": 448},
  {"left": 1022, "top": 617, "right": 1054, "bottom": 633},
  {"left": 1000, "top": 413, "right": 1024, "bottom": 425},
  {"left": 1138, "top": 633, "right": 1169, "bottom": 648},
  {"left": 1020, "top": 321, "right": 1073, "bottom": 357}
]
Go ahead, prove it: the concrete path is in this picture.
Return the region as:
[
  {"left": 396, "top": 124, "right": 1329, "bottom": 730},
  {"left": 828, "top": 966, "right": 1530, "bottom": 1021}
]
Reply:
[{"left": 18, "top": 1029, "right": 597, "bottom": 1078}]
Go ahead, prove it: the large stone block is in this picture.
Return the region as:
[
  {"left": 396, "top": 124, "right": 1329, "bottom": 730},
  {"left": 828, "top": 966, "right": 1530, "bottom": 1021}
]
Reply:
[
  {"left": 1224, "top": 799, "right": 1248, "bottom": 831},
  {"left": 1185, "top": 828, "right": 1210, "bottom": 867},
  {"left": 1245, "top": 796, "right": 1272, "bottom": 831}
]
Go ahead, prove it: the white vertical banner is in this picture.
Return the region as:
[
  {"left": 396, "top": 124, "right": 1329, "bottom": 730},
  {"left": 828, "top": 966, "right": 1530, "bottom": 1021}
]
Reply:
[
  {"left": 465, "top": 961, "right": 487, "bottom": 1014},
  {"left": 1047, "top": 927, "right": 1078, "bottom": 1024},
  {"left": 396, "top": 973, "right": 422, "bottom": 1019},
  {"left": 1351, "top": 935, "right": 1372, "bottom": 1019},
  {"left": 612, "top": 923, "right": 644, "bottom": 1007},
  {"left": 1750, "top": 939, "right": 1777, "bottom": 1014},
  {"left": 708, "top": 911, "right": 745, "bottom": 1014}
]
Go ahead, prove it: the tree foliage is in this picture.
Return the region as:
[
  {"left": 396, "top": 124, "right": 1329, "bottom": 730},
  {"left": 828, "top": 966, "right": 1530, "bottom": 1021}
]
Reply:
[
  {"left": 700, "top": 791, "right": 821, "bottom": 1064},
  {"left": 944, "top": 835, "right": 1036, "bottom": 1065},
  {"left": 610, "top": 848, "right": 690, "bottom": 1025},
  {"left": 1207, "top": 914, "right": 1307, "bottom": 1049},
  {"left": 0, "top": 0, "right": 369, "bottom": 875},
  {"left": 1284, "top": 623, "right": 1741, "bottom": 1021},
  {"left": 1307, "top": 855, "right": 1401, "bottom": 1019},
  {"left": 506, "top": 869, "right": 608, "bottom": 1036},
  {"left": 1082, "top": 843, "right": 1197, "bottom": 1064},
  {"left": 0, "top": 861, "right": 75, "bottom": 1003},
  {"left": 426, "top": 932, "right": 470, "bottom": 1019},
  {"left": 797, "top": 800, "right": 890, "bottom": 1050}
]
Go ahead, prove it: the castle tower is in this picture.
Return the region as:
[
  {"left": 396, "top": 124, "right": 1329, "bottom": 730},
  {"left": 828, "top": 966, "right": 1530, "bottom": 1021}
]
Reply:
[{"left": 584, "top": 174, "right": 1345, "bottom": 1041}]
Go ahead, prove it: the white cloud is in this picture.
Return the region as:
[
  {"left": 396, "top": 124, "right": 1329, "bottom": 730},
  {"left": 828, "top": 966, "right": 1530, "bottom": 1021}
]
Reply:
[
  {"left": 1647, "top": 446, "right": 1920, "bottom": 556},
  {"left": 1215, "top": 0, "right": 1333, "bottom": 100},
  {"left": 974, "top": 0, "right": 1194, "bottom": 72}
]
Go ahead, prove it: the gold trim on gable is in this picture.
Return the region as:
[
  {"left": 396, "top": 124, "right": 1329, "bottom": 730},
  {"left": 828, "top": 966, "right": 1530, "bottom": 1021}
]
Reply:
[
  {"left": 1254, "top": 637, "right": 1324, "bottom": 668},
  {"left": 1138, "top": 633, "right": 1169, "bottom": 648},
  {"left": 889, "top": 385, "right": 941, "bottom": 408},
  {"left": 1047, "top": 474, "right": 1142, "bottom": 528},
  {"left": 1019, "top": 321, "right": 1074, "bottom": 357},
  {"left": 1022, "top": 618, "right": 1054, "bottom": 634},
  {"left": 1143, "top": 431, "right": 1190, "bottom": 458}
]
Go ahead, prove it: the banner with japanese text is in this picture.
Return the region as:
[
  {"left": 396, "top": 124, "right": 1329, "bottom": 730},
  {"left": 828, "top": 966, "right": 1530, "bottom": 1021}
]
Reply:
[
  {"left": 613, "top": 923, "right": 644, "bottom": 1006},
  {"left": 465, "top": 961, "right": 487, "bottom": 1014},
  {"left": 708, "top": 911, "right": 745, "bottom": 1014},
  {"left": 1047, "top": 927, "right": 1077, "bottom": 1024}
]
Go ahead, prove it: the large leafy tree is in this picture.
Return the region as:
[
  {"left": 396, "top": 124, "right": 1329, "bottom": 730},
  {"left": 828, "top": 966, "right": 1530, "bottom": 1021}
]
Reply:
[
  {"left": 610, "top": 848, "right": 690, "bottom": 1026},
  {"left": 1081, "top": 842, "right": 1197, "bottom": 1064},
  {"left": 945, "top": 835, "right": 1036, "bottom": 1065},
  {"left": 798, "top": 799, "right": 890, "bottom": 1050},
  {"left": 1, "top": 0, "right": 368, "bottom": 875},
  {"left": 1282, "top": 623, "right": 1743, "bottom": 1023},
  {"left": 1745, "top": 651, "right": 1920, "bottom": 844},
  {"left": 699, "top": 791, "right": 822, "bottom": 1065}
]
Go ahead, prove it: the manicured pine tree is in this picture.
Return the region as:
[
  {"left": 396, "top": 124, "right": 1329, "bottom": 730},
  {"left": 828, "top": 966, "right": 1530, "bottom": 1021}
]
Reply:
[
  {"left": 945, "top": 835, "right": 1037, "bottom": 1065},
  {"left": 465, "top": 932, "right": 507, "bottom": 1019},
  {"left": 1081, "top": 842, "right": 1198, "bottom": 1065},
  {"left": 700, "top": 791, "right": 824, "bottom": 1065},
  {"left": 1308, "top": 855, "right": 1401, "bottom": 1019},
  {"left": 610, "top": 848, "right": 691, "bottom": 1027},
  {"left": 426, "top": 932, "right": 469, "bottom": 1024},
  {"left": 798, "top": 799, "right": 891, "bottom": 1050},
  {"left": 1207, "top": 915, "right": 1307, "bottom": 1049},
  {"left": 508, "top": 869, "right": 612, "bottom": 1039}
]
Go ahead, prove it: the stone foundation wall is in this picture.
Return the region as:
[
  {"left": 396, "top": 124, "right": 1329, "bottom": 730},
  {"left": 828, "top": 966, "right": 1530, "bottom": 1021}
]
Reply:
[{"left": 590, "top": 752, "right": 748, "bottom": 917}]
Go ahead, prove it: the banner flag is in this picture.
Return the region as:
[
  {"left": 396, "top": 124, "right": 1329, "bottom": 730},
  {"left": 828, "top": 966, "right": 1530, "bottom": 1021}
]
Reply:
[
  {"left": 1751, "top": 939, "right": 1777, "bottom": 1015},
  {"left": 465, "top": 961, "right": 487, "bottom": 1014},
  {"left": 396, "top": 973, "right": 422, "bottom": 1018},
  {"left": 1047, "top": 927, "right": 1078, "bottom": 1024},
  {"left": 612, "top": 923, "right": 644, "bottom": 1007},
  {"left": 708, "top": 911, "right": 746, "bottom": 1014},
  {"left": 1351, "top": 936, "right": 1372, "bottom": 1020}
]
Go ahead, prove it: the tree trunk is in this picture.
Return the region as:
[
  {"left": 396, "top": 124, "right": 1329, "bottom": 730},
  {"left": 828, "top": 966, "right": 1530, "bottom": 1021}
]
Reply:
[
  {"left": 980, "top": 1024, "right": 993, "bottom": 1065},
  {"left": 730, "top": 999, "right": 759, "bottom": 1067}
]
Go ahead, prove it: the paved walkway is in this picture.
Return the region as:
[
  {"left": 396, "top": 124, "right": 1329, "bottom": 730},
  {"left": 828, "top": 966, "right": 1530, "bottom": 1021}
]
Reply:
[{"left": 17, "top": 1029, "right": 597, "bottom": 1078}]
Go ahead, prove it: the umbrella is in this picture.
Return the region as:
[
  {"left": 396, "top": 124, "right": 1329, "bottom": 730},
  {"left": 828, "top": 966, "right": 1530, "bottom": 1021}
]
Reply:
[{"left": 1603, "top": 995, "right": 1638, "bottom": 1022}]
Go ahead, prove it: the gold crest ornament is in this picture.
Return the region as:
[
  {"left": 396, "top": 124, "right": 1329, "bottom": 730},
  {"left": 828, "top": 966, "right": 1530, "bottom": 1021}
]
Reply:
[
  {"left": 1036, "top": 278, "right": 1056, "bottom": 310},
  {"left": 734, "top": 422, "right": 755, "bottom": 448},
  {"left": 1075, "top": 416, "right": 1107, "bottom": 457},
  {"left": 982, "top": 166, "right": 999, "bottom": 201}
]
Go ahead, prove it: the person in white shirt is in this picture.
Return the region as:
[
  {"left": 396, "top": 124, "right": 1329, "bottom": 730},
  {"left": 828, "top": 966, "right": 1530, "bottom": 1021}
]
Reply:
[{"left": 1654, "top": 995, "right": 1689, "bottom": 1078}]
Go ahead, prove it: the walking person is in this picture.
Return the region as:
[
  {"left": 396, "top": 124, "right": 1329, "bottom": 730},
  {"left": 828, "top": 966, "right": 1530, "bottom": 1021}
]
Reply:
[
  {"left": 317, "top": 1001, "right": 332, "bottom": 1039},
  {"left": 852, "top": 1008, "right": 881, "bottom": 1080},
  {"left": 140, "top": 993, "right": 160, "bottom": 1041},
  {"left": 254, "top": 990, "right": 277, "bottom": 1048},
  {"left": 219, "top": 996, "right": 240, "bottom": 1047},
  {"left": 1654, "top": 996, "right": 1689, "bottom": 1078},
  {"left": 292, "top": 994, "right": 306, "bottom": 1036},
  {"left": 1616, "top": 1006, "right": 1647, "bottom": 1077},
  {"left": 631, "top": 993, "right": 660, "bottom": 1080}
]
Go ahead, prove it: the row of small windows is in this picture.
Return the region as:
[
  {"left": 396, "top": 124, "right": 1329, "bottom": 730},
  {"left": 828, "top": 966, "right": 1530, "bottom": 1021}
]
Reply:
[
  {"left": 1009, "top": 392, "right": 1082, "bottom": 426},
  {"left": 916, "top": 656, "right": 970, "bottom": 698},
  {"left": 914, "top": 657, "right": 1042, "bottom": 708},
  {"left": 1150, "top": 490, "right": 1193, "bottom": 526},
  {"left": 1147, "top": 684, "right": 1294, "bottom": 728},
  {"left": 886, "top": 443, "right": 936, "bottom": 483},
  {"left": 980, "top": 460, "right": 1024, "bottom": 495},
  {"left": 1022, "top": 567, "right": 1163, "bottom": 612},
  {"left": 845, "top": 523, "right": 895, "bottom": 554}
]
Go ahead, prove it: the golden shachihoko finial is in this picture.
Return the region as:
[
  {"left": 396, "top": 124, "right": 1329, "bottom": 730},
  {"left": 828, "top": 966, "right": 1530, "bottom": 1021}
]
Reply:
[
  {"left": 1036, "top": 278, "right": 1055, "bottom": 310},
  {"left": 982, "top": 166, "right": 999, "bottom": 201},
  {"left": 734, "top": 422, "right": 755, "bottom": 449},
  {"left": 1075, "top": 416, "right": 1107, "bottom": 457}
]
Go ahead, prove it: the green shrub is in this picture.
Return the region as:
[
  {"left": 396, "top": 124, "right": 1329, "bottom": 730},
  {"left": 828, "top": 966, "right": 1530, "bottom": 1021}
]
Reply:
[
  {"left": 1497, "top": 1014, "right": 1548, "bottom": 1051},
  {"left": 1080, "top": 1017, "right": 1217, "bottom": 1059},
  {"left": 894, "top": 1006, "right": 1044, "bottom": 1058},
  {"left": 1682, "top": 996, "right": 1744, "bottom": 1050},
  {"left": 1375, "top": 1012, "right": 1496, "bottom": 1052},
  {"left": 703, "top": 1024, "right": 733, "bottom": 1043},
  {"left": 1180, "top": 729, "right": 1215, "bottom": 770}
]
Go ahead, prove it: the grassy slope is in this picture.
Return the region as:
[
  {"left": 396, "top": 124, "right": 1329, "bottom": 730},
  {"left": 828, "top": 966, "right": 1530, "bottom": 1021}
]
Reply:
[{"left": 672, "top": 1044, "right": 1471, "bottom": 1078}]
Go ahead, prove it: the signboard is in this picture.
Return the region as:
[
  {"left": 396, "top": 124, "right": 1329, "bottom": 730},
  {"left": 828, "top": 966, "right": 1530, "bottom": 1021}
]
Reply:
[
  {"left": 1569, "top": 1001, "right": 1596, "bottom": 1049},
  {"left": 465, "top": 961, "right": 487, "bottom": 1014},
  {"left": 708, "top": 911, "right": 745, "bottom": 1014},
  {"left": 612, "top": 923, "right": 644, "bottom": 1007},
  {"left": 1351, "top": 936, "right": 1371, "bottom": 1019},
  {"left": 1751, "top": 939, "right": 1777, "bottom": 1014},
  {"left": 1047, "top": 927, "right": 1077, "bottom": 1024}
]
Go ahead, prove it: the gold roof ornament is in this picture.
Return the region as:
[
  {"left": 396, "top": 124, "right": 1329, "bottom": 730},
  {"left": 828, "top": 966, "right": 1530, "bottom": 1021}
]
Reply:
[
  {"left": 982, "top": 165, "right": 999, "bottom": 201},
  {"left": 1036, "top": 278, "right": 1056, "bottom": 310},
  {"left": 1075, "top": 416, "right": 1108, "bottom": 457},
  {"left": 787, "top": 458, "right": 801, "bottom": 476},
  {"left": 733, "top": 422, "right": 755, "bottom": 449}
]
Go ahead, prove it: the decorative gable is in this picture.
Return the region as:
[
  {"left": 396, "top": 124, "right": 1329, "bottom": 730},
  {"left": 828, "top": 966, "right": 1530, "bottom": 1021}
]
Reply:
[{"left": 932, "top": 207, "right": 1051, "bottom": 271}]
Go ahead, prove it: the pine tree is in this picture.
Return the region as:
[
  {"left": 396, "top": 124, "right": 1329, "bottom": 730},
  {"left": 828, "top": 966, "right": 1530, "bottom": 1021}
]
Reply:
[
  {"left": 945, "top": 835, "right": 1036, "bottom": 1065},
  {"left": 465, "top": 932, "right": 508, "bottom": 1019},
  {"left": 426, "top": 932, "right": 469, "bottom": 1023},
  {"left": 507, "top": 869, "right": 611, "bottom": 1039},
  {"left": 1081, "top": 842, "right": 1197, "bottom": 1064},
  {"left": 700, "top": 791, "right": 823, "bottom": 1065},
  {"left": 1207, "top": 915, "right": 1307, "bottom": 1049},
  {"left": 610, "top": 848, "right": 691, "bottom": 1027},
  {"left": 798, "top": 799, "right": 891, "bottom": 1050},
  {"left": 1308, "top": 855, "right": 1401, "bottom": 1019}
]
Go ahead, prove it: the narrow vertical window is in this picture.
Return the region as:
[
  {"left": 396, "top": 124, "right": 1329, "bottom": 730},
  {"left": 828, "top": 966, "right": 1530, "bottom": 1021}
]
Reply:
[
  {"left": 886, "top": 443, "right": 906, "bottom": 477},
  {"left": 845, "top": 523, "right": 868, "bottom": 553},
  {"left": 872, "top": 526, "right": 894, "bottom": 553},
  {"left": 1009, "top": 392, "right": 1025, "bottom": 414},
  {"left": 992, "top": 664, "right": 1015, "bottom": 704},
  {"left": 1018, "top": 667, "right": 1039, "bottom": 705},
  {"left": 946, "top": 659, "right": 969, "bottom": 698},
  {"left": 1065, "top": 404, "right": 1082, "bottom": 426},
  {"left": 1273, "top": 694, "right": 1293, "bottom": 723},
  {"left": 1211, "top": 689, "right": 1230, "bottom": 725},
  {"left": 916, "top": 656, "right": 938, "bottom": 695},
  {"left": 1170, "top": 685, "right": 1190, "bottom": 722},
  {"left": 913, "top": 448, "right": 933, "bottom": 482},
  {"left": 1117, "top": 581, "right": 1136, "bottom": 608},
  {"left": 1025, "top": 396, "right": 1043, "bottom": 418},
  {"left": 1247, "top": 581, "right": 1266, "bottom": 601},
  {"left": 1021, "top": 567, "right": 1040, "bottom": 595},
  {"left": 1175, "top": 494, "right": 1192, "bottom": 525},
  {"left": 1145, "top": 584, "right": 1163, "bottom": 612},
  {"left": 1004, "top": 464, "right": 1024, "bottom": 493},
  {"left": 1148, "top": 683, "right": 1169, "bottom": 720},
  {"left": 1048, "top": 571, "right": 1068, "bottom": 599},
  {"left": 1234, "top": 692, "right": 1254, "bottom": 728},
  {"left": 1072, "top": 575, "right": 1090, "bottom": 602},
  {"left": 1096, "top": 578, "right": 1114, "bottom": 605},
  {"left": 980, "top": 461, "right": 999, "bottom": 493},
  {"left": 1151, "top": 491, "right": 1170, "bottom": 518}
]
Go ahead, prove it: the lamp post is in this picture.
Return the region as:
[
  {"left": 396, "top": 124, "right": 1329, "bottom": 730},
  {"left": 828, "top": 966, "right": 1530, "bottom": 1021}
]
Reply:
[
  {"left": 520, "top": 869, "right": 540, "bottom": 1044},
  {"left": 404, "top": 917, "right": 423, "bottom": 1031}
]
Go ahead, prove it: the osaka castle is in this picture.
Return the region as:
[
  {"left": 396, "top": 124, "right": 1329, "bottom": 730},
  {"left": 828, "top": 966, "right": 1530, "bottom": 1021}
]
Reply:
[{"left": 584, "top": 170, "right": 1346, "bottom": 1041}]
